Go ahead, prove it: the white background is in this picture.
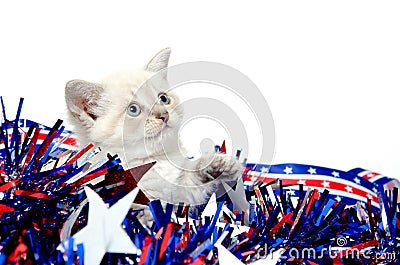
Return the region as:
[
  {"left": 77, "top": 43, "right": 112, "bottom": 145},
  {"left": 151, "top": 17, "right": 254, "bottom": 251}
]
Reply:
[{"left": 1, "top": 1, "right": 399, "bottom": 178}]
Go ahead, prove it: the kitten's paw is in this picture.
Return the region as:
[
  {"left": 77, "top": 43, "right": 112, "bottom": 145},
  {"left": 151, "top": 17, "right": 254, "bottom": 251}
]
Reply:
[{"left": 198, "top": 154, "right": 243, "bottom": 182}]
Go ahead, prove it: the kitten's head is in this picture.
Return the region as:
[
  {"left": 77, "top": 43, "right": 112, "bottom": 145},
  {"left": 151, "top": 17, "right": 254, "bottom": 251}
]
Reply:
[{"left": 65, "top": 48, "right": 183, "bottom": 163}]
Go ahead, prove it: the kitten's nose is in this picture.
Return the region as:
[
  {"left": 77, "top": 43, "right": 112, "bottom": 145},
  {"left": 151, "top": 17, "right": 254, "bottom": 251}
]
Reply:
[{"left": 157, "top": 112, "right": 169, "bottom": 123}]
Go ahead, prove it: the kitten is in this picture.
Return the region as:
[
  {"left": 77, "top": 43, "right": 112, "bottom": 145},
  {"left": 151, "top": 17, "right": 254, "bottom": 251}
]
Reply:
[{"left": 65, "top": 48, "right": 243, "bottom": 206}]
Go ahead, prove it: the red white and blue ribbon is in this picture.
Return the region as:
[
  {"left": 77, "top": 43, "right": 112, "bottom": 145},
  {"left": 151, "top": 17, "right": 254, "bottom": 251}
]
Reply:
[{"left": 243, "top": 163, "right": 399, "bottom": 209}]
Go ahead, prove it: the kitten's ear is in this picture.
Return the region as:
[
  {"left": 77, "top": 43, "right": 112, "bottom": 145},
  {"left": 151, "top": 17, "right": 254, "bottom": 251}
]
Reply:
[
  {"left": 146, "top": 47, "right": 171, "bottom": 73},
  {"left": 65, "top": 79, "right": 104, "bottom": 126}
]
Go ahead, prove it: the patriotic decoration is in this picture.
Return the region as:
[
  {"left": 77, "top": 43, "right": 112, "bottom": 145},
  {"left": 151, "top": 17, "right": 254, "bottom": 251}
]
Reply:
[
  {"left": 0, "top": 118, "right": 78, "bottom": 159},
  {"left": 1, "top": 97, "right": 400, "bottom": 264},
  {"left": 243, "top": 163, "right": 400, "bottom": 209}
]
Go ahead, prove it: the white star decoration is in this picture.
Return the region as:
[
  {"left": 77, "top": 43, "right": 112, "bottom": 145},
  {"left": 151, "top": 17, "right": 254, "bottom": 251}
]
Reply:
[
  {"left": 222, "top": 177, "right": 250, "bottom": 225},
  {"left": 260, "top": 166, "right": 269, "bottom": 173},
  {"left": 345, "top": 186, "right": 353, "bottom": 193},
  {"left": 216, "top": 222, "right": 250, "bottom": 238},
  {"left": 353, "top": 177, "right": 361, "bottom": 184},
  {"left": 307, "top": 167, "right": 317, "bottom": 174},
  {"left": 335, "top": 196, "right": 342, "bottom": 202},
  {"left": 214, "top": 231, "right": 245, "bottom": 265},
  {"left": 201, "top": 193, "right": 219, "bottom": 220},
  {"left": 321, "top": 180, "right": 330, "bottom": 188},
  {"left": 283, "top": 166, "right": 293, "bottom": 174},
  {"left": 69, "top": 187, "right": 139, "bottom": 265},
  {"left": 297, "top": 179, "right": 306, "bottom": 185},
  {"left": 332, "top": 171, "right": 340, "bottom": 177}
]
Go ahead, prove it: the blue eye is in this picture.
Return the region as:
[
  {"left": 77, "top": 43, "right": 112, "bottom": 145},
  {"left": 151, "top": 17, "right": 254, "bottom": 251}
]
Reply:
[
  {"left": 127, "top": 103, "right": 141, "bottom": 117},
  {"left": 158, "top": 93, "right": 171, "bottom": 105}
]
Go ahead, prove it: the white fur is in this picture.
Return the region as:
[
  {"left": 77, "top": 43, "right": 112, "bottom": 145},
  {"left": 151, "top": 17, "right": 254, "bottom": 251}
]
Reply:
[{"left": 65, "top": 48, "right": 242, "bottom": 206}]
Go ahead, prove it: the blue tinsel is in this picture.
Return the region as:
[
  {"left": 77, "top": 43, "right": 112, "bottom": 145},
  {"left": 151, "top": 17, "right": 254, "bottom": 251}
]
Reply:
[{"left": 0, "top": 97, "right": 399, "bottom": 265}]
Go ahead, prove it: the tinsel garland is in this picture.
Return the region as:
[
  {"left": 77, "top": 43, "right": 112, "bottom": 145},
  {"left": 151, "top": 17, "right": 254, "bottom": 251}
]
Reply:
[{"left": 0, "top": 97, "right": 399, "bottom": 265}]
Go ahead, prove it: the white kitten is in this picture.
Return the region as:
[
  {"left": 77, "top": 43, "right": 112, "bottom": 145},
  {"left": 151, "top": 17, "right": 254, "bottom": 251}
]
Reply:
[{"left": 65, "top": 48, "right": 242, "bottom": 206}]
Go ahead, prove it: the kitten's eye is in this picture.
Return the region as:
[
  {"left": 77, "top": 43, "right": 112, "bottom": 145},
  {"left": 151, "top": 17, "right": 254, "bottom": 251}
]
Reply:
[
  {"left": 127, "top": 103, "right": 141, "bottom": 117},
  {"left": 158, "top": 93, "right": 171, "bottom": 105}
]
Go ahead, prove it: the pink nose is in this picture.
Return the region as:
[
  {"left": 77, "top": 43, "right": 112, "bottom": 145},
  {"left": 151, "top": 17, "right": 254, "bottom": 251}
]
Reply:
[{"left": 158, "top": 112, "right": 169, "bottom": 123}]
